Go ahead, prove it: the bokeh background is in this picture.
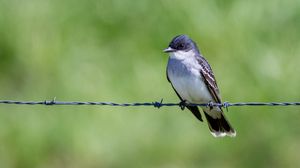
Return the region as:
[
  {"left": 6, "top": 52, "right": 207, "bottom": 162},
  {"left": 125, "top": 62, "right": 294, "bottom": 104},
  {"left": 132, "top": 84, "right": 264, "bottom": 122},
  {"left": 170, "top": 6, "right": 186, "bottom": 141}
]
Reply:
[{"left": 1, "top": 0, "right": 300, "bottom": 167}]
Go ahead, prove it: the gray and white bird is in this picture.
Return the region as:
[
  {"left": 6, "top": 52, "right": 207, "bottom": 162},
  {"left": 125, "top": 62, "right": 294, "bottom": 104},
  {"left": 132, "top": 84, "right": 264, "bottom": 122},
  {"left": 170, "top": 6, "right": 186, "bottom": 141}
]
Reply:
[{"left": 164, "top": 35, "right": 236, "bottom": 137}]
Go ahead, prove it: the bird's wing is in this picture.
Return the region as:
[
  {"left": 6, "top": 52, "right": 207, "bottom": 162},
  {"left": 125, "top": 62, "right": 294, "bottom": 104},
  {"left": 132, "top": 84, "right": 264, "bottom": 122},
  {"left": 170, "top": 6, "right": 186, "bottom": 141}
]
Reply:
[
  {"left": 167, "top": 70, "right": 203, "bottom": 121},
  {"left": 196, "top": 56, "right": 222, "bottom": 103}
]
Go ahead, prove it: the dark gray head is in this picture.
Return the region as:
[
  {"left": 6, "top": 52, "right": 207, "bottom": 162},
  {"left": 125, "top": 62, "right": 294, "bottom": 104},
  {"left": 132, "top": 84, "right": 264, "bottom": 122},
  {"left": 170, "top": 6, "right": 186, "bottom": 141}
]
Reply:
[{"left": 164, "top": 35, "right": 200, "bottom": 53}]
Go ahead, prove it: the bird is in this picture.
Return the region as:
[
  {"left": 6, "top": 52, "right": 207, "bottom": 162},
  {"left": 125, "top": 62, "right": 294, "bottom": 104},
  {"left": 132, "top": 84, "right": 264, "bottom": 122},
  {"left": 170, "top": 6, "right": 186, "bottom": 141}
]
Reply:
[{"left": 164, "top": 35, "right": 236, "bottom": 137}]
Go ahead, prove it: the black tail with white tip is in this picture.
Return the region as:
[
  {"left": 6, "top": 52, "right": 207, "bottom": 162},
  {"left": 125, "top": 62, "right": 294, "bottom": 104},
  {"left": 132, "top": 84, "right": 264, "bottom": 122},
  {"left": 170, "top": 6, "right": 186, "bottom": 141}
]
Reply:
[{"left": 203, "top": 109, "right": 236, "bottom": 137}]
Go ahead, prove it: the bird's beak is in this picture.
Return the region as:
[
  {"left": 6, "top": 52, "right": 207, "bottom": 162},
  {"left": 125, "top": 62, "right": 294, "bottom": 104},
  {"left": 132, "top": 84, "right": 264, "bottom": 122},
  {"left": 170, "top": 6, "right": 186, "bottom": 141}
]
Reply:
[{"left": 163, "top": 47, "right": 176, "bottom": 53}]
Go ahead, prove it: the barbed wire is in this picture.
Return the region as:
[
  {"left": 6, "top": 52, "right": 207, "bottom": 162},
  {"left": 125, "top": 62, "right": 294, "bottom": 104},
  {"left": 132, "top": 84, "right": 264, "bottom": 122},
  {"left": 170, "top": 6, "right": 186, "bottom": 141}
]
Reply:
[{"left": 0, "top": 98, "right": 300, "bottom": 110}]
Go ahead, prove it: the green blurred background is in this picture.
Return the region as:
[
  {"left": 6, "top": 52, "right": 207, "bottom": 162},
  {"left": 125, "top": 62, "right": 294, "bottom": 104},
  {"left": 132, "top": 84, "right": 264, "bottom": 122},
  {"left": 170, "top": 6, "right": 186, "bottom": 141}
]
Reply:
[{"left": 1, "top": 0, "right": 300, "bottom": 167}]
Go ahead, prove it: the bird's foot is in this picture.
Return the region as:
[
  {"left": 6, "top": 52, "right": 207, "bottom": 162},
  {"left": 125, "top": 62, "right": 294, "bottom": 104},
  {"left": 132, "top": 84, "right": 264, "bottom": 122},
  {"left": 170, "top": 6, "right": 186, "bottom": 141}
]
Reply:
[
  {"left": 207, "top": 101, "right": 214, "bottom": 110},
  {"left": 179, "top": 100, "right": 187, "bottom": 110},
  {"left": 223, "top": 102, "right": 230, "bottom": 112}
]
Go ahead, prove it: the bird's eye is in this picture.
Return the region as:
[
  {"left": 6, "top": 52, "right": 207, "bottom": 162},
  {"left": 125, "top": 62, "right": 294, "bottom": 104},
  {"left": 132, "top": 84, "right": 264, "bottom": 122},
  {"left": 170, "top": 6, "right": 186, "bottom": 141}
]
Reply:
[{"left": 178, "top": 44, "right": 185, "bottom": 49}]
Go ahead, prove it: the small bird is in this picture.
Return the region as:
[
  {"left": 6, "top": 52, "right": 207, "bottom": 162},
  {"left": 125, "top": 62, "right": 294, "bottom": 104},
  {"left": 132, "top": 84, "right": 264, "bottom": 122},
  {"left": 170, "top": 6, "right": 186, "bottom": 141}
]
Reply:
[{"left": 164, "top": 35, "right": 236, "bottom": 137}]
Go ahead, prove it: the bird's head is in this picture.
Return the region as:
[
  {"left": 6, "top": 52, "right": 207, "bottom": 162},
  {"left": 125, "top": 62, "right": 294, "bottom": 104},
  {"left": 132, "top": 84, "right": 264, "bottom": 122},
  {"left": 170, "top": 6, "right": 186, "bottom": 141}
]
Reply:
[{"left": 164, "top": 35, "right": 199, "bottom": 53}]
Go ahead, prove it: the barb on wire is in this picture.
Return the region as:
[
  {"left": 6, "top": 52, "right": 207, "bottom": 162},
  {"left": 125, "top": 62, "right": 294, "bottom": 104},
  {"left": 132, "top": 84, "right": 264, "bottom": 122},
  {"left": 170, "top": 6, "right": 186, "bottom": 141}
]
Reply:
[{"left": 0, "top": 98, "right": 300, "bottom": 109}]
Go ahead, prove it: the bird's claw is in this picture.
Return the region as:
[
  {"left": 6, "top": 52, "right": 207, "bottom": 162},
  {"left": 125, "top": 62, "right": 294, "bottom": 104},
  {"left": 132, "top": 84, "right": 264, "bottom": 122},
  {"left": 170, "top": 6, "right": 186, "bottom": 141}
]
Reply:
[
  {"left": 223, "top": 102, "right": 229, "bottom": 112},
  {"left": 179, "top": 100, "right": 187, "bottom": 110},
  {"left": 207, "top": 101, "right": 214, "bottom": 110}
]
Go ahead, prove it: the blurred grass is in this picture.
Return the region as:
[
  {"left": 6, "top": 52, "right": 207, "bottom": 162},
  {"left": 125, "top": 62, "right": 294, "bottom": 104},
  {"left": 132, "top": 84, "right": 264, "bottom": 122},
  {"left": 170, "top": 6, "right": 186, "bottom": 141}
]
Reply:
[{"left": 0, "top": 0, "right": 300, "bottom": 167}]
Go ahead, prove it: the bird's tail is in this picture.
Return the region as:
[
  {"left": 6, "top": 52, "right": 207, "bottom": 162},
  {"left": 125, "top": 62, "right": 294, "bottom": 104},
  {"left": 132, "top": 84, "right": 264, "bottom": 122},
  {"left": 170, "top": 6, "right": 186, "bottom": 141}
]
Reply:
[{"left": 203, "top": 108, "right": 236, "bottom": 137}]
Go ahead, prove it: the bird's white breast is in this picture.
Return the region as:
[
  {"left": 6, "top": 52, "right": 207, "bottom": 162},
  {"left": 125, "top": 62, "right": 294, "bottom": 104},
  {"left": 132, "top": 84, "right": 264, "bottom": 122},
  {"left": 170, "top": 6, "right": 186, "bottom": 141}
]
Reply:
[{"left": 167, "top": 51, "right": 213, "bottom": 103}]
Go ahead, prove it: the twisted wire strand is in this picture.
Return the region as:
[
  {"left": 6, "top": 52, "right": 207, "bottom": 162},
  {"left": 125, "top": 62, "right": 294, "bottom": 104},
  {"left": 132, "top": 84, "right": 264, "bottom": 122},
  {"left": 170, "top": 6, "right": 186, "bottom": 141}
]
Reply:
[{"left": 0, "top": 99, "right": 300, "bottom": 109}]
